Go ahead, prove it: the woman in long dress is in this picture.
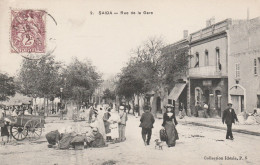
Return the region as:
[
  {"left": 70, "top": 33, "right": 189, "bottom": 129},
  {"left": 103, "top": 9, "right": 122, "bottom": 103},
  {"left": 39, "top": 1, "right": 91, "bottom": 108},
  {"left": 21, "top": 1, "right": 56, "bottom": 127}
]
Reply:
[
  {"left": 107, "top": 108, "right": 120, "bottom": 142},
  {"left": 96, "top": 107, "right": 106, "bottom": 141},
  {"left": 162, "top": 104, "right": 179, "bottom": 147}
]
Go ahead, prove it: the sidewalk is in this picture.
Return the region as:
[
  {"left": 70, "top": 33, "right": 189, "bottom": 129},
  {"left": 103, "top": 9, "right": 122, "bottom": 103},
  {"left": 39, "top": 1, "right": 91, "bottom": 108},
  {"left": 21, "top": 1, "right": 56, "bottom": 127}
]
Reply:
[{"left": 154, "top": 115, "right": 260, "bottom": 136}]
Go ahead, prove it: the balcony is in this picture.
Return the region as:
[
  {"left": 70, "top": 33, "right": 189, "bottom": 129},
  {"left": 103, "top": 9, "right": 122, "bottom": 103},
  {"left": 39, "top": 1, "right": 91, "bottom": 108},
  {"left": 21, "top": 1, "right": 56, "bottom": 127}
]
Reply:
[{"left": 188, "top": 65, "right": 226, "bottom": 78}]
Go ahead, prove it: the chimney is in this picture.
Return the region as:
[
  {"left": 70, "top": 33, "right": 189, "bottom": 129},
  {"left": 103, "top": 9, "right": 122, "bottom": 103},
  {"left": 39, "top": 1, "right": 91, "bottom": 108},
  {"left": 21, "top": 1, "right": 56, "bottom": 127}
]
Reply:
[
  {"left": 210, "top": 17, "right": 215, "bottom": 25},
  {"left": 206, "top": 20, "right": 211, "bottom": 27},
  {"left": 183, "top": 30, "right": 188, "bottom": 38}
]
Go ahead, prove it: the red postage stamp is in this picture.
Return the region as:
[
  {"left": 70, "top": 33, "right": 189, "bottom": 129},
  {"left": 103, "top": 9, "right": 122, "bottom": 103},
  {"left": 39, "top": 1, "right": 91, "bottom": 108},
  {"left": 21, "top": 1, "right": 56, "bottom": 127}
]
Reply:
[{"left": 11, "top": 10, "right": 46, "bottom": 53}]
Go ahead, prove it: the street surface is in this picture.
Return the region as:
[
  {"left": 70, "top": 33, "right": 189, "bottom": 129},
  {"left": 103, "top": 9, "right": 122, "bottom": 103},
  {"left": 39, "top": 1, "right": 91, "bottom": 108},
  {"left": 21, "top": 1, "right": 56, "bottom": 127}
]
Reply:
[{"left": 1, "top": 115, "right": 260, "bottom": 165}]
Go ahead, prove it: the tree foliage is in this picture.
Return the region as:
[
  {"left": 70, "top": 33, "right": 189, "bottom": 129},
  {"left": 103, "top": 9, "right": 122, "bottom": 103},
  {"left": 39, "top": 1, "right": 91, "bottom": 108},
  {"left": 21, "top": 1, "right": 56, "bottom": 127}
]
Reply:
[
  {"left": 18, "top": 55, "right": 61, "bottom": 98},
  {"left": 116, "top": 36, "right": 189, "bottom": 100},
  {"left": 61, "top": 57, "right": 102, "bottom": 105},
  {"left": 0, "top": 73, "right": 16, "bottom": 101}
]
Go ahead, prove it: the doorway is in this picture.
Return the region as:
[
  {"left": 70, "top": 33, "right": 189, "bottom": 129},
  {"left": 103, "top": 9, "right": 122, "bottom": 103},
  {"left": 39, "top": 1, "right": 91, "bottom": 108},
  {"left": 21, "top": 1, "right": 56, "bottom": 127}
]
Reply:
[
  {"left": 215, "top": 90, "right": 221, "bottom": 116},
  {"left": 231, "top": 95, "right": 244, "bottom": 114}
]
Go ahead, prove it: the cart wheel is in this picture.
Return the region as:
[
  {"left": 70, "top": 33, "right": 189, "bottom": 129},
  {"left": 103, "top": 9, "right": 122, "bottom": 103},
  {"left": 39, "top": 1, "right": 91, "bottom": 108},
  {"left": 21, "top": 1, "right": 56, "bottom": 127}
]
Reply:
[
  {"left": 24, "top": 120, "right": 42, "bottom": 141},
  {"left": 10, "top": 126, "right": 28, "bottom": 141}
]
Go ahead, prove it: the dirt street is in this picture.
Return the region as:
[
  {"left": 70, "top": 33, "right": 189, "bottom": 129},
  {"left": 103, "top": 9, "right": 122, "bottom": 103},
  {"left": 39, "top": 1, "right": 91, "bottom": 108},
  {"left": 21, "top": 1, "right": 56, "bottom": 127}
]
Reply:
[{"left": 1, "top": 115, "right": 260, "bottom": 165}]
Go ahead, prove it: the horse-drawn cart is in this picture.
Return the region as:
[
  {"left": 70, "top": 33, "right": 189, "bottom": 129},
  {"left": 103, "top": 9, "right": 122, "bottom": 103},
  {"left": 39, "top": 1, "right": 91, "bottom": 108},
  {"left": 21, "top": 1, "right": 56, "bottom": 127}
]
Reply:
[{"left": 7, "top": 115, "right": 45, "bottom": 141}]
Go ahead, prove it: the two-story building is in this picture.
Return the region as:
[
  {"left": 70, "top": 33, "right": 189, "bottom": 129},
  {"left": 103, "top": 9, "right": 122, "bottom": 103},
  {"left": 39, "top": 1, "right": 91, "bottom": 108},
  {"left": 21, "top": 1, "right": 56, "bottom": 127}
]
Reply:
[
  {"left": 188, "top": 19, "right": 231, "bottom": 117},
  {"left": 228, "top": 17, "right": 260, "bottom": 114}
]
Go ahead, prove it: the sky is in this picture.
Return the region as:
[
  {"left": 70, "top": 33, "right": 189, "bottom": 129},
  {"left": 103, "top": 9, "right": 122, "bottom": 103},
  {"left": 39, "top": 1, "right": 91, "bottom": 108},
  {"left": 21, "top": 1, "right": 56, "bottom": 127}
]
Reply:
[{"left": 0, "top": 0, "right": 260, "bottom": 79}]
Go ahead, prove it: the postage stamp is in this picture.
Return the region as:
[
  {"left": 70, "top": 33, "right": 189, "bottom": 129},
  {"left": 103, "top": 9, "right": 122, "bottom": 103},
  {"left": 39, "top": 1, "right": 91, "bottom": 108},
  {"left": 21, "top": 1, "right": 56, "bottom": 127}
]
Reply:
[{"left": 11, "top": 9, "right": 46, "bottom": 53}]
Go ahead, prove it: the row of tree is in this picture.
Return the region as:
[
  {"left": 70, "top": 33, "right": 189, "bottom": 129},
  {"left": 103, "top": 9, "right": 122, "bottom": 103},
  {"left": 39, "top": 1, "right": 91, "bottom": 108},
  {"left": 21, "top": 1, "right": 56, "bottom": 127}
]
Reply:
[
  {"left": 0, "top": 55, "right": 102, "bottom": 109},
  {"left": 115, "top": 36, "right": 189, "bottom": 106}
]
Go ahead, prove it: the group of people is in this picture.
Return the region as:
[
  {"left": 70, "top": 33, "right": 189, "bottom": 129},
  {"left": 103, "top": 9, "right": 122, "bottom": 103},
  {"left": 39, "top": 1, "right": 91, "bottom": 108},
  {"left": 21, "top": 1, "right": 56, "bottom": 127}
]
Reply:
[
  {"left": 46, "top": 104, "right": 129, "bottom": 149},
  {"left": 139, "top": 104, "right": 179, "bottom": 147},
  {"left": 194, "top": 102, "right": 210, "bottom": 118},
  {"left": 139, "top": 102, "right": 240, "bottom": 148}
]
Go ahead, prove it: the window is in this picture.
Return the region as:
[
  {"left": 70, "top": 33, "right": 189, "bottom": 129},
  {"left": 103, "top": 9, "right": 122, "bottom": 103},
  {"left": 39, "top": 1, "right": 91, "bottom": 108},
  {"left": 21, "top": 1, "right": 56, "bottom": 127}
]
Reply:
[
  {"left": 216, "top": 48, "right": 221, "bottom": 71},
  {"left": 235, "top": 63, "right": 240, "bottom": 78},
  {"left": 254, "top": 58, "right": 258, "bottom": 75},
  {"left": 205, "top": 50, "right": 209, "bottom": 66},
  {"left": 195, "top": 53, "right": 199, "bottom": 67},
  {"left": 257, "top": 95, "right": 260, "bottom": 108}
]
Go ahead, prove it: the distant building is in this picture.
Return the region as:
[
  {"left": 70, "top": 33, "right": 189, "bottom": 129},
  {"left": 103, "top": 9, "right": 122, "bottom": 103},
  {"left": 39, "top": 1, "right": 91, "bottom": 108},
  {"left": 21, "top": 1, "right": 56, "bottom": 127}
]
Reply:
[
  {"left": 228, "top": 17, "right": 260, "bottom": 113},
  {"left": 188, "top": 19, "right": 232, "bottom": 117}
]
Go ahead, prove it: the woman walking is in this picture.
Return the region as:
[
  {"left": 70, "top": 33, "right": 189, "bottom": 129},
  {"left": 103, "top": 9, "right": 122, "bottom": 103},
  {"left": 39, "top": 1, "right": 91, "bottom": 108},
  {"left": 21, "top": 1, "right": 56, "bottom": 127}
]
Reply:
[{"left": 162, "top": 104, "right": 179, "bottom": 147}]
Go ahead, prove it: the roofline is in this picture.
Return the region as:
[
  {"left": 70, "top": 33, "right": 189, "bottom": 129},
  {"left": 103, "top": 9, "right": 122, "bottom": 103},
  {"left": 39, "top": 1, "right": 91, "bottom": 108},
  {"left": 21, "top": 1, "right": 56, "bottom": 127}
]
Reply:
[{"left": 190, "top": 18, "right": 232, "bottom": 36}]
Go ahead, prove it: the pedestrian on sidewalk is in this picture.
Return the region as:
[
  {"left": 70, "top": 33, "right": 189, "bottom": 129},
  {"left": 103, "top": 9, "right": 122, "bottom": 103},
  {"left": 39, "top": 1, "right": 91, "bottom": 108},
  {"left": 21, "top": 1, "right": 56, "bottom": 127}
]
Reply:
[
  {"left": 103, "top": 107, "right": 112, "bottom": 141},
  {"left": 118, "top": 106, "right": 128, "bottom": 142},
  {"left": 195, "top": 102, "right": 200, "bottom": 117},
  {"left": 179, "top": 102, "right": 184, "bottom": 119},
  {"left": 162, "top": 104, "right": 179, "bottom": 147},
  {"left": 203, "top": 102, "right": 209, "bottom": 118},
  {"left": 134, "top": 104, "right": 139, "bottom": 118},
  {"left": 222, "top": 103, "right": 238, "bottom": 140},
  {"left": 139, "top": 105, "right": 155, "bottom": 146}
]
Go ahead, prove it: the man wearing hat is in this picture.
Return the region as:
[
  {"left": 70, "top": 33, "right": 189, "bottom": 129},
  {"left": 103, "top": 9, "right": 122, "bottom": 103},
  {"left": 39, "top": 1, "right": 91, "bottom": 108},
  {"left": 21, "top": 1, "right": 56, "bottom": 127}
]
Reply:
[
  {"left": 118, "top": 106, "right": 128, "bottom": 142},
  {"left": 139, "top": 105, "right": 155, "bottom": 145},
  {"left": 222, "top": 103, "right": 238, "bottom": 140}
]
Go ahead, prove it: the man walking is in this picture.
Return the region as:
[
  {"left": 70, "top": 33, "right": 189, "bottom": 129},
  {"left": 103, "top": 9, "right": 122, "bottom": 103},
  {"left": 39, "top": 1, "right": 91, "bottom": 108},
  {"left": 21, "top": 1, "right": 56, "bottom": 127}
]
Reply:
[
  {"left": 118, "top": 106, "right": 127, "bottom": 142},
  {"left": 139, "top": 105, "right": 155, "bottom": 146},
  {"left": 222, "top": 103, "right": 238, "bottom": 140}
]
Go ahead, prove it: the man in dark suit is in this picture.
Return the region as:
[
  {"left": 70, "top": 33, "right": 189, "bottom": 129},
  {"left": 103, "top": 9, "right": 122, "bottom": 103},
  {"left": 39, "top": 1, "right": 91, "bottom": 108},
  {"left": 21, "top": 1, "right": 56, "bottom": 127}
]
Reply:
[
  {"left": 139, "top": 105, "right": 155, "bottom": 146},
  {"left": 222, "top": 103, "right": 238, "bottom": 140}
]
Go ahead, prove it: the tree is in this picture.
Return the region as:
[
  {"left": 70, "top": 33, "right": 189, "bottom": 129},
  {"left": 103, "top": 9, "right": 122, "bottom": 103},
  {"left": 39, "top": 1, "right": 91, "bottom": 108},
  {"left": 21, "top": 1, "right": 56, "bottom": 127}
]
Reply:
[
  {"left": 18, "top": 55, "right": 62, "bottom": 98},
  {"left": 18, "top": 55, "right": 62, "bottom": 115},
  {"left": 0, "top": 73, "right": 16, "bottom": 101},
  {"left": 61, "top": 57, "right": 102, "bottom": 107},
  {"left": 159, "top": 43, "right": 190, "bottom": 87}
]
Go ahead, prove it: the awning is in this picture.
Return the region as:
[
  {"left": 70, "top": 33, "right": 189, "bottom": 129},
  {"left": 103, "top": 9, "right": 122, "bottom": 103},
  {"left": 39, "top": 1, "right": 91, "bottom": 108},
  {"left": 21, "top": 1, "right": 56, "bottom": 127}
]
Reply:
[
  {"left": 0, "top": 93, "right": 32, "bottom": 106},
  {"left": 168, "top": 83, "right": 186, "bottom": 101}
]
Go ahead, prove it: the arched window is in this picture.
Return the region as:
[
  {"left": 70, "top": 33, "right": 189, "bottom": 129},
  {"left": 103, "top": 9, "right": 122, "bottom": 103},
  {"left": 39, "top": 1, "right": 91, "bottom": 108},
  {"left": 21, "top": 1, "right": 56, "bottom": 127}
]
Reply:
[{"left": 205, "top": 50, "right": 209, "bottom": 66}]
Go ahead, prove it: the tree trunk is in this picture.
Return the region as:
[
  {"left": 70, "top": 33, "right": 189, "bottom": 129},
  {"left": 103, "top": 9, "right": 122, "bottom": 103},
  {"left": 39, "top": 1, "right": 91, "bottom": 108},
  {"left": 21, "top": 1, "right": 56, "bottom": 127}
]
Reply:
[
  {"left": 44, "top": 96, "right": 46, "bottom": 116},
  {"left": 47, "top": 97, "right": 49, "bottom": 117},
  {"left": 34, "top": 97, "right": 37, "bottom": 115},
  {"left": 137, "top": 94, "right": 140, "bottom": 116},
  {"left": 131, "top": 99, "right": 135, "bottom": 115}
]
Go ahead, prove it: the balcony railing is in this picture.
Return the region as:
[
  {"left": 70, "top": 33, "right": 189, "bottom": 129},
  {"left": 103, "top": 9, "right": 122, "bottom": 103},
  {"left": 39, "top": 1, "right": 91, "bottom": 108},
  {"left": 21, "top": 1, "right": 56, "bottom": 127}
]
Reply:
[{"left": 188, "top": 65, "right": 225, "bottom": 78}]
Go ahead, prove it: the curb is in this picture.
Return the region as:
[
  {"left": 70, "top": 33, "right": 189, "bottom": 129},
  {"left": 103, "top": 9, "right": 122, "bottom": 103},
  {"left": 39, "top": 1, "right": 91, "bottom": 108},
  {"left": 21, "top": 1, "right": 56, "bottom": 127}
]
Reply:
[{"left": 185, "top": 121, "right": 260, "bottom": 136}]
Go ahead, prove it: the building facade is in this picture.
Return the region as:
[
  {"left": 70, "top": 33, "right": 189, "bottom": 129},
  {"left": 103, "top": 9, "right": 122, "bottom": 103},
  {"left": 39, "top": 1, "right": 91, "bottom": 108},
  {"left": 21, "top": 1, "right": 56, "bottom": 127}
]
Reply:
[
  {"left": 228, "top": 17, "right": 260, "bottom": 114},
  {"left": 188, "top": 19, "right": 232, "bottom": 117}
]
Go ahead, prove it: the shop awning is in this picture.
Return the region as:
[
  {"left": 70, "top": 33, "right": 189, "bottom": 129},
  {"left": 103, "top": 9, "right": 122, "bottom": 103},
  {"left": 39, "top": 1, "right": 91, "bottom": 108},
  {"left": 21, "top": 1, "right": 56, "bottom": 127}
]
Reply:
[{"left": 168, "top": 83, "right": 186, "bottom": 101}]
